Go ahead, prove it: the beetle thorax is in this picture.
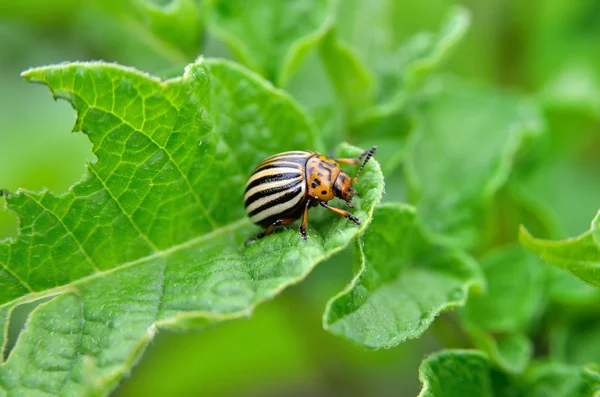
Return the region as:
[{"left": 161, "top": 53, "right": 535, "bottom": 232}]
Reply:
[{"left": 305, "top": 155, "right": 340, "bottom": 202}]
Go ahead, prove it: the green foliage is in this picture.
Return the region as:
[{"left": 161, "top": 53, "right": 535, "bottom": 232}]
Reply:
[
  {"left": 520, "top": 211, "right": 600, "bottom": 286},
  {"left": 405, "top": 80, "right": 543, "bottom": 248},
  {"left": 418, "top": 350, "right": 493, "bottom": 397},
  {"left": 461, "top": 245, "right": 546, "bottom": 373},
  {"left": 206, "top": 0, "right": 332, "bottom": 85},
  {"left": 418, "top": 350, "right": 600, "bottom": 397},
  {"left": 1, "top": 0, "right": 599, "bottom": 395},
  {"left": 0, "top": 60, "right": 383, "bottom": 395},
  {"left": 324, "top": 204, "right": 483, "bottom": 348},
  {"left": 92, "top": 0, "right": 203, "bottom": 63}
]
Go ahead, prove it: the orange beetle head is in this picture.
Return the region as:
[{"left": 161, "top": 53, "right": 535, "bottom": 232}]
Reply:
[{"left": 333, "top": 171, "right": 355, "bottom": 204}]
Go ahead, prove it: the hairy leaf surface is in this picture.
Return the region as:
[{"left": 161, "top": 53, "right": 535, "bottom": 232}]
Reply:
[
  {"left": 0, "top": 59, "right": 384, "bottom": 396},
  {"left": 323, "top": 204, "right": 483, "bottom": 349}
]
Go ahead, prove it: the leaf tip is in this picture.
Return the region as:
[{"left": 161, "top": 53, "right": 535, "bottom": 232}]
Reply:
[{"left": 518, "top": 224, "right": 534, "bottom": 246}]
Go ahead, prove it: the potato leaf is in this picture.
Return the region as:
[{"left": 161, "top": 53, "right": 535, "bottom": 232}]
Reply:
[
  {"left": 405, "top": 79, "right": 543, "bottom": 249},
  {"left": 418, "top": 350, "right": 493, "bottom": 397},
  {"left": 358, "top": 5, "right": 471, "bottom": 120},
  {"left": 461, "top": 245, "right": 545, "bottom": 373},
  {"left": 206, "top": 0, "right": 333, "bottom": 85},
  {"left": 86, "top": 0, "right": 203, "bottom": 68},
  {"left": 525, "top": 362, "right": 600, "bottom": 397},
  {"left": 0, "top": 59, "right": 384, "bottom": 396},
  {"left": 520, "top": 210, "right": 600, "bottom": 287},
  {"left": 417, "top": 350, "right": 600, "bottom": 397},
  {"left": 323, "top": 203, "right": 483, "bottom": 349}
]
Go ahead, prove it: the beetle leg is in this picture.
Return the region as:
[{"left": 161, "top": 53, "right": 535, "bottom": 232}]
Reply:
[
  {"left": 334, "top": 157, "right": 361, "bottom": 165},
  {"left": 299, "top": 199, "right": 312, "bottom": 240},
  {"left": 244, "top": 218, "right": 296, "bottom": 246},
  {"left": 334, "top": 147, "right": 372, "bottom": 165},
  {"left": 319, "top": 201, "right": 360, "bottom": 225}
]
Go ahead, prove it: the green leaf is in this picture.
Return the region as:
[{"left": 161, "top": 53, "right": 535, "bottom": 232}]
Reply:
[
  {"left": 547, "top": 267, "right": 600, "bottom": 306},
  {"left": 469, "top": 330, "right": 533, "bottom": 374},
  {"left": 525, "top": 362, "right": 600, "bottom": 397},
  {"left": 206, "top": 0, "right": 333, "bottom": 85},
  {"left": 343, "top": 8, "right": 470, "bottom": 180},
  {"left": 462, "top": 245, "right": 546, "bottom": 333},
  {"left": 345, "top": 5, "right": 470, "bottom": 126},
  {"left": 551, "top": 314, "right": 600, "bottom": 366},
  {"left": 86, "top": 0, "right": 203, "bottom": 67},
  {"left": 417, "top": 350, "right": 600, "bottom": 397},
  {"left": 316, "top": 28, "right": 375, "bottom": 117},
  {"left": 0, "top": 59, "right": 384, "bottom": 395},
  {"left": 405, "top": 79, "right": 543, "bottom": 249},
  {"left": 418, "top": 350, "right": 492, "bottom": 397},
  {"left": 520, "top": 211, "right": 600, "bottom": 287},
  {"left": 0, "top": 307, "right": 7, "bottom": 360},
  {"left": 323, "top": 203, "right": 483, "bottom": 349},
  {"left": 283, "top": 24, "right": 375, "bottom": 151},
  {"left": 512, "top": 135, "right": 600, "bottom": 238},
  {"left": 461, "top": 245, "right": 545, "bottom": 373}
]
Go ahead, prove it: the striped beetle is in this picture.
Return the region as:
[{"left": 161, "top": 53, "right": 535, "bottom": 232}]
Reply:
[{"left": 243, "top": 146, "right": 377, "bottom": 245}]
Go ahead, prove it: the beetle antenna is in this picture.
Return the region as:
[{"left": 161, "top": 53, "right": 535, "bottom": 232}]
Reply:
[{"left": 353, "top": 146, "right": 377, "bottom": 182}]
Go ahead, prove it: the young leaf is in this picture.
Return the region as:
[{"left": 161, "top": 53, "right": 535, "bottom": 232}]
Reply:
[
  {"left": 323, "top": 203, "right": 483, "bottom": 349},
  {"left": 283, "top": 25, "right": 375, "bottom": 150},
  {"left": 418, "top": 350, "right": 493, "bottom": 397},
  {"left": 0, "top": 59, "right": 384, "bottom": 396},
  {"left": 206, "top": 0, "right": 333, "bottom": 85},
  {"left": 340, "top": 5, "right": 470, "bottom": 128},
  {"left": 405, "top": 79, "right": 543, "bottom": 249},
  {"left": 520, "top": 210, "right": 600, "bottom": 287},
  {"left": 316, "top": 28, "right": 375, "bottom": 118}
]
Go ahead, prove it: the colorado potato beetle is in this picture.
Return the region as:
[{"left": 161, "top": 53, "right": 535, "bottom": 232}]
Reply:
[{"left": 243, "top": 146, "right": 377, "bottom": 245}]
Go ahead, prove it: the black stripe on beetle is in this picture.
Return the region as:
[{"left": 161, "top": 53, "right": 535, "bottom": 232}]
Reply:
[
  {"left": 243, "top": 147, "right": 377, "bottom": 245},
  {"left": 244, "top": 179, "right": 303, "bottom": 207}
]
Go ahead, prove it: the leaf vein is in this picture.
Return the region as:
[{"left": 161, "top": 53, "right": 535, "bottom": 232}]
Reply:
[
  {"left": 0, "top": 256, "right": 34, "bottom": 293},
  {"left": 0, "top": 217, "right": 251, "bottom": 310},
  {"left": 56, "top": 295, "right": 84, "bottom": 394},
  {"left": 26, "top": 192, "right": 101, "bottom": 273},
  {"left": 87, "top": 166, "right": 159, "bottom": 252}
]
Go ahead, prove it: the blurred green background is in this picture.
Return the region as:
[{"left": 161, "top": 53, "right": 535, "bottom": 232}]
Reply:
[{"left": 1, "top": 1, "right": 599, "bottom": 396}]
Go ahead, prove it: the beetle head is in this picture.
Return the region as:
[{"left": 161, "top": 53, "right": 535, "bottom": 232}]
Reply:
[
  {"left": 333, "top": 171, "right": 355, "bottom": 205},
  {"left": 333, "top": 146, "right": 377, "bottom": 207}
]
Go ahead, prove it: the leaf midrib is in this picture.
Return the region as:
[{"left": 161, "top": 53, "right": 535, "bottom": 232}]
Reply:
[{"left": 0, "top": 217, "right": 251, "bottom": 310}]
